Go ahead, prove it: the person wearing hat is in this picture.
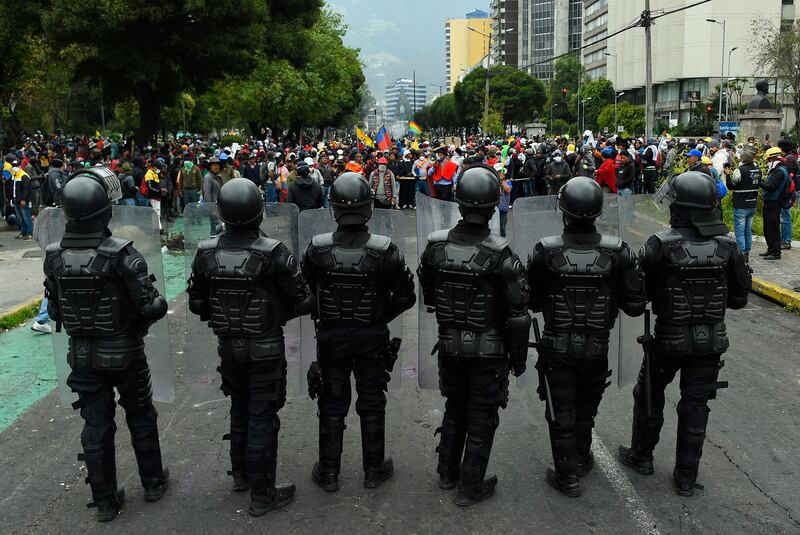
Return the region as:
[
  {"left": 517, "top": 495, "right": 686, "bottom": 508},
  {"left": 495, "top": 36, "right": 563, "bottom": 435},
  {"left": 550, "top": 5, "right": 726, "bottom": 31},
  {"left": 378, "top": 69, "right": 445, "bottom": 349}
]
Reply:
[
  {"left": 428, "top": 146, "right": 458, "bottom": 201},
  {"left": 286, "top": 163, "right": 324, "bottom": 212},
  {"left": 595, "top": 147, "right": 617, "bottom": 193},
  {"left": 615, "top": 150, "right": 636, "bottom": 196},
  {"left": 177, "top": 158, "right": 203, "bottom": 210},
  {"left": 727, "top": 144, "right": 762, "bottom": 265},
  {"left": 495, "top": 162, "right": 512, "bottom": 237},
  {"left": 619, "top": 171, "right": 751, "bottom": 497},
  {"left": 545, "top": 150, "right": 572, "bottom": 195},
  {"left": 777, "top": 139, "right": 798, "bottom": 250},
  {"left": 117, "top": 162, "right": 138, "bottom": 207},
  {"left": 42, "top": 158, "right": 68, "bottom": 207},
  {"left": 759, "top": 147, "right": 792, "bottom": 260},
  {"left": 368, "top": 157, "right": 398, "bottom": 209},
  {"left": 9, "top": 157, "right": 34, "bottom": 239}
]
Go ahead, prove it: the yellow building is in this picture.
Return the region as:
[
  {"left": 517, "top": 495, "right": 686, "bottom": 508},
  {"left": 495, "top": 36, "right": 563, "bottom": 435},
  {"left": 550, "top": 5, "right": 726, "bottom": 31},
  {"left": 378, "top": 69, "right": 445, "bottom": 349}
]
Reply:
[{"left": 446, "top": 11, "right": 492, "bottom": 93}]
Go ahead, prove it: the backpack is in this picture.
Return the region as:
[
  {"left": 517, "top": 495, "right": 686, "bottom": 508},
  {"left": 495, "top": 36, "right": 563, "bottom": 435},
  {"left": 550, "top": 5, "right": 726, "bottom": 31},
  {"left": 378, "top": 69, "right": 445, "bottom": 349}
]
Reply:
[{"left": 779, "top": 167, "right": 797, "bottom": 209}]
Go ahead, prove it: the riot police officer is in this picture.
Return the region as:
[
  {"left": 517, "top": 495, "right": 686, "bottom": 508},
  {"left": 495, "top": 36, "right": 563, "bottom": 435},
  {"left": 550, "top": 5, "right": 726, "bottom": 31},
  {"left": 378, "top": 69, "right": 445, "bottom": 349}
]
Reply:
[
  {"left": 43, "top": 167, "right": 169, "bottom": 522},
  {"left": 526, "top": 177, "right": 646, "bottom": 497},
  {"left": 418, "top": 165, "right": 531, "bottom": 506},
  {"left": 187, "top": 178, "right": 314, "bottom": 516},
  {"left": 302, "top": 172, "right": 416, "bottom": 491},
  {"left": 619, "top": 171, "right": 751, "bottom": 496}
]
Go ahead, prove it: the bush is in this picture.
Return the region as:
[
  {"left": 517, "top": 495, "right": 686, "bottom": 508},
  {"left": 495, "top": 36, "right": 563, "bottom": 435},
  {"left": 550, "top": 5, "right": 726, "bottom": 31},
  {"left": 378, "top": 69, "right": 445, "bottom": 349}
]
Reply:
[{"left": 219, "top": 134, "right": 244, "bottom": 146}]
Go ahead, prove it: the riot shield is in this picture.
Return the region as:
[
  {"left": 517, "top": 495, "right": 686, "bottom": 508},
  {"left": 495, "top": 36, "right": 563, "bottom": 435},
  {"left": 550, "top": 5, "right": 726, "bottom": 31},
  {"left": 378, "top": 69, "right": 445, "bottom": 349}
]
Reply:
[
  {"left": 510, "top": 195, "right": 621, "bottom": 387},
  {"left": 616, "top": 194, "right": 670, "bottom": 387},
  {"left": 33, "top": 205, "right": 175, "bottom": 404},
  {"left": 182, "top": 202, "right": 303, "bottom": 398},
  {"left": 297, "top": 207, "right": 411, "bottom": 390},
  {"left": 415, "top": 192, "right": 501, "bottom": 390}
]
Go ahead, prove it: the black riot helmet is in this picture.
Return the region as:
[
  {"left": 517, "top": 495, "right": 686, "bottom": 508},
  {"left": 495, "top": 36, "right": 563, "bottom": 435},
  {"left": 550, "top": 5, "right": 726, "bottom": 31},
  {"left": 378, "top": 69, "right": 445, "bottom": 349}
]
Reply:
[
  {"left": 669, "top": 171, "right": 727, "bottom": 236},
  {"left": 330, "top": 172, "right": 374, "bottom": 225},
  {"left": 62, "top": 166, "right": 122, "bottom": 225},
  {"left": 455, "top": 164, "right": 501, "bottom": 225},
  {"left": 558, "top": 177, "right": 604, "bottom": 220},
  {"left": 217, "top": 178, "right": 264, "bottom": 228}
]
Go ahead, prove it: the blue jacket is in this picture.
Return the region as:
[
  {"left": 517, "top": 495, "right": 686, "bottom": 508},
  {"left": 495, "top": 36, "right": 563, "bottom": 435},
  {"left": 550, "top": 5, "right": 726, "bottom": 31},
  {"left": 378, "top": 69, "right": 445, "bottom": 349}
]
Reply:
[{"left": 761, "top": 164, "right": 789, "bottom": 202}]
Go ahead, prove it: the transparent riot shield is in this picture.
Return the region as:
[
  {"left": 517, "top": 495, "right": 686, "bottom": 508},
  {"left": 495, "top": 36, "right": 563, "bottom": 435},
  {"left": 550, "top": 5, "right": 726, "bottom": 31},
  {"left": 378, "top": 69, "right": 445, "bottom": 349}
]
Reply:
[
  {"left": 415, "top": 192, "right": 501, "bottom": 390},
  {"left": 510, "top": 194, "right": 621, "bottom": 387},
  {"left": 182, "top": 202, "right": 303, "bottom": 398},
  {"left": 33, "top": 205, "right": 175, "bottom": 404},
  {"left": 616, "top": 194, "right": 670, "bottom": 387},
  {"left": 297, "top": 207, "right": 411, "bottom": 390}
]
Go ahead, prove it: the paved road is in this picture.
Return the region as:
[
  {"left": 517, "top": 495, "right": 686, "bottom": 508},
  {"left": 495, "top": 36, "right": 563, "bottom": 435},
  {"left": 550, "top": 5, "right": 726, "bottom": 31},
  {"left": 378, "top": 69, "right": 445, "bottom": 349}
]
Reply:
[{"left": 0, "top": 288, "right": 798, "bottom": 535}]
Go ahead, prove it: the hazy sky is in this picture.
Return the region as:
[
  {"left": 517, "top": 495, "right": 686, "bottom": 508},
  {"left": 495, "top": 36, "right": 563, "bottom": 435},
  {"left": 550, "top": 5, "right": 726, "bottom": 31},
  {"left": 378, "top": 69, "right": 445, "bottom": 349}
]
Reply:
[{"left": 328, "top": 0, "right": 490, "bottom": 103}]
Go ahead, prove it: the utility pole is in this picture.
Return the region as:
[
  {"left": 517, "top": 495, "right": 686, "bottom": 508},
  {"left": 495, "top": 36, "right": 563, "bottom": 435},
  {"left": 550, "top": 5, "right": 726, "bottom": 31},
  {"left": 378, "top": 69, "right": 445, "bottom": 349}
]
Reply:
[
  {"left": 99, "top": 77, "right": 106, "bottom": 137},
  {"left": 643, "top": 1, "right": 654, "bottom": 137}
]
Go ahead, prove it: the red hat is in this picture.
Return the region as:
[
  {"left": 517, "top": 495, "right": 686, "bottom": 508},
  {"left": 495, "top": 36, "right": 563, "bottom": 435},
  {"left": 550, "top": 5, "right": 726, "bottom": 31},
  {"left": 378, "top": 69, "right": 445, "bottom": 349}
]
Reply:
[{"left": 378, "top": 157, "right": 388, "bottom": 164}]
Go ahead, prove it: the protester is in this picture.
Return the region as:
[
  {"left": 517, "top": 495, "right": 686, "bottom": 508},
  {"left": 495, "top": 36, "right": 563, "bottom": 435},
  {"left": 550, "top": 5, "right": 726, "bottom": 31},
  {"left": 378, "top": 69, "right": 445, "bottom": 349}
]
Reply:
[{"left": 760, "top": 147, "right": 791, "bottom": 260}]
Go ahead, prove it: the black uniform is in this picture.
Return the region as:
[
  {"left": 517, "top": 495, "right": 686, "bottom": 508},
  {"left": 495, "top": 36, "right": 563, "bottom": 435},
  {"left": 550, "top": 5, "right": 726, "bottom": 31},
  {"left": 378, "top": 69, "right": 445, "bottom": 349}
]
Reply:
[
  {"left": 302, "top": 225, "right": 416, "bottom": 489},
  {"left": 620, "top": 171, "right": 751, "bottom": 496},
  {"left": 187, "top": 178, "right": 314, "bottom": 516},
  {"left": 527, "top": 207, "right": 645, "bottom": 496},
  {"left": 44, "top": 171, "right": 169, "bottom": 522},
  {"left": 418, "top": 164, "right": 531, "bottom": 506}
]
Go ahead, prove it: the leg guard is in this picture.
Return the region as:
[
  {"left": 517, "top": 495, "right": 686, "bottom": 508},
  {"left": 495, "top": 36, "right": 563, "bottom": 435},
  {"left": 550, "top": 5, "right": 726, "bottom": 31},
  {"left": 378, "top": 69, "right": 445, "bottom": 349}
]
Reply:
[
  {"left": 459, "top": 411, "right": 499, "bottom": 488},
  {"left": 225, "top": 396, "right": 249, "bottom": 490},
  {"left": 435, "top": 411, "right": 468, "bottom": 483}
]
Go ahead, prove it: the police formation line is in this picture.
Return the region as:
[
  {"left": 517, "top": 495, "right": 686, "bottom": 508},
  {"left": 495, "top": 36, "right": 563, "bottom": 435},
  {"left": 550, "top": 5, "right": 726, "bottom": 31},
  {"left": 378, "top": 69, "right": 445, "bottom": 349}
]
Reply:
[{"left": 42, "top": 165, "right": 752, "bottom": 522}]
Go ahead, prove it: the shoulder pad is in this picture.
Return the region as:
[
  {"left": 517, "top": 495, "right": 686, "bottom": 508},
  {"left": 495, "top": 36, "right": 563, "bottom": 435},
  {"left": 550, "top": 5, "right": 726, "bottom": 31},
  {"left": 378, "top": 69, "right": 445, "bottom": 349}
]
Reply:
[
  {"left": 365, "top": 233, "right": 391, "bottom": 252},
  {"left": 540, "top": 235, "right": 564, "bottom": 250},
  {"left": 312, "top": 232, "right": 335, "bottom": 247},
  {"left": 481, "top": 234, "right": 510, "bottom": 252},
  {"left": 427, "top": 230, "right": 450, "bottom": 243},
  {"left": 713, "top": 234, "right": 736, "bottom": 247},
  {"left": 251, "top": 236, "right": 282, "bottom": 254},
  {"left": 97, "top": 236, "right": 132, "bottom": 255},
  {"left": 45, "top": 242, "right": 63, "bottom": 255},
  {"left": 598, "top": 234, "right": 623, "bottom": 251},
  {"left": 197, "top": 237, "right": 220, "bottom": 251},
  {"left": 654, "top": 228, "right": 682, "bottom": 244}
]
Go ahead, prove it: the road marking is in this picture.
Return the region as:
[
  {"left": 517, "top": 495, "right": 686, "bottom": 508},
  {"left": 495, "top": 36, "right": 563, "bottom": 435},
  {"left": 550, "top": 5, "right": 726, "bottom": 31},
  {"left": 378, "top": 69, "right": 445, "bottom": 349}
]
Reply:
[{"left": 592, "top": 431, "right": 661, "bottom": 535}]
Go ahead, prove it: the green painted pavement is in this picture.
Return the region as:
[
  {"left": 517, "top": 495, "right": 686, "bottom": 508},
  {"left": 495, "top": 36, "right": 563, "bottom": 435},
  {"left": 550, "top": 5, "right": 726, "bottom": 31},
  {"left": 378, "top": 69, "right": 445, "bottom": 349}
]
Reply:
[{"left": 0, "top": 245, "right": 187, "bottom": 431}]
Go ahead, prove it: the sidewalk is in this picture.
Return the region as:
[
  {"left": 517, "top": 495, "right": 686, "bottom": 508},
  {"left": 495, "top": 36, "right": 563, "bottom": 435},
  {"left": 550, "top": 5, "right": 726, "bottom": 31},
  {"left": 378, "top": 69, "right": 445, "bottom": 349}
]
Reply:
[
  {"left": 748, "top": 238, "right": 800, "bottom": 309},
  {"left": 0, "top": 225, "right": 45, "bottom": 318}
]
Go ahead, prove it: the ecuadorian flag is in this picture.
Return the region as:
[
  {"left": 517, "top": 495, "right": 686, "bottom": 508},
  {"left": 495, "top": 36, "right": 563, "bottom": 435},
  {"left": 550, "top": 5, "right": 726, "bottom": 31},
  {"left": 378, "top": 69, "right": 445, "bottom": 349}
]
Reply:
[
  {"left": 408, "top": 121, "right": 422, "bottom": 135},
  {"left": 375, "top": 126, "right": 392, "bottom": 151}
]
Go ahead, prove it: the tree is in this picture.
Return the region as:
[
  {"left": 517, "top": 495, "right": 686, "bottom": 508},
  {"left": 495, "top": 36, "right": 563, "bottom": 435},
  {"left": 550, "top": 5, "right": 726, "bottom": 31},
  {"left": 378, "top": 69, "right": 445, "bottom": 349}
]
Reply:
[
  {"left": 488, "top": 66, "right": 546, "bottom": 125},
  {"left": 570, "top": 78, "right": 614, "bottom": 133},
  {"left": 545, "top": 55, "right": 583, "bottom": 125},
  {"left": 453, "top": 68, "right": 488, "bottom": 128},
  {"left": 598, "top": 102, "right": 645, "bottom": 136},
  {"left": 751, "top": 18, "right": 800, "bottom": 142},
  {"left": 480, "top": 108, "right": 504, "bottom": 137},
  {"left": 42, "top": 0, "right": 324, "bottom": 146}
]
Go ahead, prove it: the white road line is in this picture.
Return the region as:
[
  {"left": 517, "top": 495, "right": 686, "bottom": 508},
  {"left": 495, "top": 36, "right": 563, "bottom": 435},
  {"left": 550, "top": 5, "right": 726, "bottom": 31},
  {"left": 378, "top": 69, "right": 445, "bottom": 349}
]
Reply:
[{"left": 592, "top": 431, "right": 662, "bottom": 535}]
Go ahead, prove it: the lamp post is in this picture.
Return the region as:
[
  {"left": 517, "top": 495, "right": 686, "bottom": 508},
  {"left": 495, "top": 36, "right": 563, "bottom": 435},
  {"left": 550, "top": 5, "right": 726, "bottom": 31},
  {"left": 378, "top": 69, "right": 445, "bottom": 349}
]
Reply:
[
  {"left": 615, "top": 92, "right": 625, "bottom": 134},
  {"left": 706, "top": 18, "right": 727, "bottom": 128},
  {"left": 550, "top": 102, "right": 560, "bottom": 131},
  {"left": 468, "top": 25, "right": 514, "bottom": 128},
  {"left": 581, "top": 97, "right": 593, "bottom": 132},
  {"left": 604, "top": 52, "right": 618, "bottom": 91}
]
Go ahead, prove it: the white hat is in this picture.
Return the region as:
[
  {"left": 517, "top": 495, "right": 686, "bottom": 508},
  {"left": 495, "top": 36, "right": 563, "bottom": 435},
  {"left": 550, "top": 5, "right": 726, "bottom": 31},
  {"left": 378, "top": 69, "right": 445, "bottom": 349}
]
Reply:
[
  {"left": 304, "top": 157, "right": 315, "bottom": 166},
  {"left": 493, "top": 163, "right": 504, "bottom": 172}
]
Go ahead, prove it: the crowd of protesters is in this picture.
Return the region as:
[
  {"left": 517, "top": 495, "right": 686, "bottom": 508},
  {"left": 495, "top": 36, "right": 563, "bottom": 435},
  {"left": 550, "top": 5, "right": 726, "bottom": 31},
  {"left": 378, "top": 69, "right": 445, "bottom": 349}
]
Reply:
[{"left": 2, "top": 128, "right": 796, "bottom": 261}]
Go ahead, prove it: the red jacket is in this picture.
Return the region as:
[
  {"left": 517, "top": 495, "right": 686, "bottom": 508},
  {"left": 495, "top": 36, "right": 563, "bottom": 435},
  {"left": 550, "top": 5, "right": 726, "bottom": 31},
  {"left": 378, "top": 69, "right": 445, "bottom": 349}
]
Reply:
[{"left": 595, "top": 158, "right": 617, "bottom": 193}]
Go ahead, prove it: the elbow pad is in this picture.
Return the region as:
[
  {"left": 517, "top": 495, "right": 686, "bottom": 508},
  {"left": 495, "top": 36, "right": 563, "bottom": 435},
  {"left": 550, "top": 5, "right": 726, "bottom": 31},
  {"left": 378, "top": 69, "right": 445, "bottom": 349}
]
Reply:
[{"left": 140, "top": 294, "right": 168, "bottom": 323}]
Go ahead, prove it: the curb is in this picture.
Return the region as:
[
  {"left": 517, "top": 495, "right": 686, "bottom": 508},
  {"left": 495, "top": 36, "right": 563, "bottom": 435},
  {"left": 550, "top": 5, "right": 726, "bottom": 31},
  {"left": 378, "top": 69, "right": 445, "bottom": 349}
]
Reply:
[
  {"left": 751, "top": 277, "right": 800, "bottom": 310},
  {"left": 0, "top": 295, "right": 43, "bottom": 328}
]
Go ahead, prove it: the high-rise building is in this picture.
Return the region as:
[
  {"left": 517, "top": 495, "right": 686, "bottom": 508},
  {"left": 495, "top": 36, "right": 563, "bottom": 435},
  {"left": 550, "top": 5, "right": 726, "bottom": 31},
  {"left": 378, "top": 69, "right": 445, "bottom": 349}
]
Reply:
[
  {"left": 445, "top": 11, "right": 492, "bottom": 93},
  {"left": 518, "top": 0, "right": 582, "bottom": 81},
  {"left": 385, "top": 79, "right": 427, "bottom": 122},
  {"left": 582, "top": 0, "right": 608, "bottom": 80},
  {"left": 607, "top": 0, "right": 793, "bottom": 128},
  {"left": 491, "top": 0, "right": 519, "bottom": 67}
]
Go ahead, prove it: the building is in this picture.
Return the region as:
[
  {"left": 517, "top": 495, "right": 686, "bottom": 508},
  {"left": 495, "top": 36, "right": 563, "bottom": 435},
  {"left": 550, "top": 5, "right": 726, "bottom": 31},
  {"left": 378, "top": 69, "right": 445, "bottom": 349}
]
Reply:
[
  {"left": 517, "top": 0, "right": 583, "bottom": 81},
  {"left": 385, "top": 79, "right": 428, "bottom": 122},
  {"left": 582, "top": 0, "right": 608, "bottom": 80},
  {"left": 491, "top": 0, "right": 519, "bottom": 67},
  {"left": 607, "top": 0, "right": 795, "bottom": 129},
  {"left": 445, "top": 11, "right": 492, "bottom": 93}
]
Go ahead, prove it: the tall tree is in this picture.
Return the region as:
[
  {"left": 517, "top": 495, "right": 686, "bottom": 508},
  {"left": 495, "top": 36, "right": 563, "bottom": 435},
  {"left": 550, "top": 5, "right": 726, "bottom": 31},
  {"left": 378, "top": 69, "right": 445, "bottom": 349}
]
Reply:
[
  {"left": 545, "top": 55, "right": 583, "bottom": 124},
  {"left": 570, "top": 78, "right": 614, "bottom": 132}
]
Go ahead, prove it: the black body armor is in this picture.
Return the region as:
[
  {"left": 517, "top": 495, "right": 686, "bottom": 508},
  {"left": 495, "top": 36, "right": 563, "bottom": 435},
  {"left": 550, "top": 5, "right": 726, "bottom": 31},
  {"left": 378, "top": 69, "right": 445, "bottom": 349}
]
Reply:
[
  {"left": 421, "top": 229, "right": 529, "bottom": 360},
  {"left": 644, "top": 229, "right": 736, "bottom": 356},
  {"left": 532, "top": 234, "right": 641, "bottom": 359},
  {"left": 188, "top": 232, "right": 314, "bottom": 361},
  {"left": 44, "top": 237, "right": 166, "bottom": 370}
]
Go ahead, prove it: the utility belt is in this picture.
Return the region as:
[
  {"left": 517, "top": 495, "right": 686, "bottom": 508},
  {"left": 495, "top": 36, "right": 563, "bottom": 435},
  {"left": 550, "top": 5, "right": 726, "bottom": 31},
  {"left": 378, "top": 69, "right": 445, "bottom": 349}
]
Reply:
[
  {"left": 218, "top": 336, "right": 285, "bottom": 363},
  {"left": 68, "top": 335, "right": 145, "bottom": 370},
  {"left": 654, "top": 321, "right": 729, "bottom": 356},
  {"left": 538, "top": 330, "right": 610, "bottom": 359},
  {"left": 437, "top": 326, "right": 506, "bottom": 359}
]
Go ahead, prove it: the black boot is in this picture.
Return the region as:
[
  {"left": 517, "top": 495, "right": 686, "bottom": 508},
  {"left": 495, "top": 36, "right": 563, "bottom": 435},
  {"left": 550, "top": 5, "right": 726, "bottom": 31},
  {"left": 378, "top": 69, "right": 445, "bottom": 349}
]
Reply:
[
  {"left": 435, "top": 413, "right": 467, "bottom": 490},
  {"left": 130, "top": 424, "right": 169, "bottom": 502},
  {"left": 619, "top": 399, "right": 662, "bottom": 475},
  {"left": 454, "top": 475, "right": 497, "bottom": 507},
  {"left": 455, "top": 413, "right": 499, "bottom": 506},
  {"left": 361, "top": 414, "right": 393, "bottom": 489},
  {"left": 548, "top": 434, "right": 581, "bottom": 497},
  {"left": 312, "top": 417, "right": 345, "bottom": 492},
  {"left": 576, "top": 420, "right": 594, "bottom": 477},
  {"left": 673, "top": 402, "right": 708, "bottom": 497},
  {"left": 79, "top": 441, "right": 124, "bottom": 522},
  {"left": 249, "top": 417, "right": 295, "bottom": 517}
]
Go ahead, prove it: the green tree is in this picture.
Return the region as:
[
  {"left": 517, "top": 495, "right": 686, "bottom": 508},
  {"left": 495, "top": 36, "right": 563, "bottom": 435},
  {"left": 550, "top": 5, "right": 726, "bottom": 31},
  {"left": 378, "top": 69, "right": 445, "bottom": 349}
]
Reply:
[
  {"left": 545, "top": 55, "right": 583, "bottom": 125},
  {"left": 480, "top": 108, "right": 504, "bottom": 137},
  {"left": 570, "top": 78, "right": 614, "bottom": 132},
  {"left": 453, "top": 68, "right": 488, "bottom": 128},
  {"left": 598, "top": 102, "right": 645, "bottom": 136},
  {"left": 42, "top": 0, "right": 324, "bottom": 146},
  {"left": 489, "top": 65, "right": 546, "bottom": 125}
]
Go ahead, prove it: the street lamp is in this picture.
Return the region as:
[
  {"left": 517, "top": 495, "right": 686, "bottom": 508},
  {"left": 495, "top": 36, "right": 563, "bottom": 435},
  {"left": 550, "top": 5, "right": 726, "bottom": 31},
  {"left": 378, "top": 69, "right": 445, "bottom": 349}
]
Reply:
[
  {"left": 581, "top": 97, "right": 593, "bottom": 132},
  {"left": 726, "top": 47, "right": 738, "bottom": 120},
  {"left": 468, "top": 26, "right": 514, "bottom": 128},
  {"left": 706, "top": 18, "right": 727, "bottom": 128},
  {"left": 550, "top": 102, "right": 560, "bottom": 130},
  {"left": 615, "top": 92, "right": 625, "bottom": 134},
  {"left": 604, "top": 52, "right": 618, "bottom": 90}
]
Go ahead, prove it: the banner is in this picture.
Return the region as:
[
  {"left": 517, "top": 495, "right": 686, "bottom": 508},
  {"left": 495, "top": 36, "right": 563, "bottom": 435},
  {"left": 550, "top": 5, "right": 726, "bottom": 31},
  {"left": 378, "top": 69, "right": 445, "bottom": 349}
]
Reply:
[{"left": 356, "top": 126, "right": 375, "bottom": 148}]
